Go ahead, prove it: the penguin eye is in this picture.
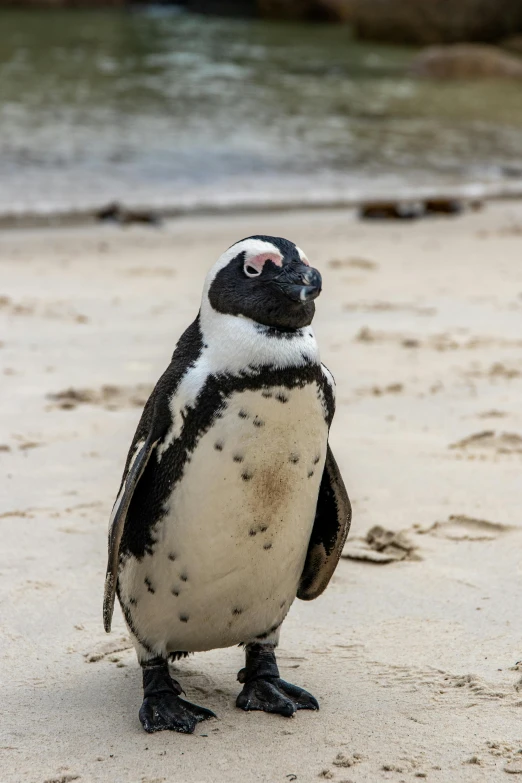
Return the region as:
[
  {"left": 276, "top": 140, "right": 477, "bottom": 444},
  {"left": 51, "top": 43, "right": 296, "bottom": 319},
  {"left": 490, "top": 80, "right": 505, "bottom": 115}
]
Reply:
[{"left": 244, "top": 263, "right": 262, "bottom": 278}]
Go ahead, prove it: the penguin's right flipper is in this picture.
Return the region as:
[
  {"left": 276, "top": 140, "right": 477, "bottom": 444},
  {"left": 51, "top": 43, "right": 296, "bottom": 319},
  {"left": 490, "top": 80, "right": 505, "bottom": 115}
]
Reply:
[
  {"left": 102, "top": 381, "right": 174, "bottom": 633},
  {"left": 103, "top": 426, "right": 161, "bottom": 633}
]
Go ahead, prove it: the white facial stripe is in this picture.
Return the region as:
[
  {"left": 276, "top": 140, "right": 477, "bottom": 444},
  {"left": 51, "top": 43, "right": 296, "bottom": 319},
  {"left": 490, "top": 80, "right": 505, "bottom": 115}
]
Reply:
[{"left": 295, "top": 245, "right": 310, "bottom": 266}]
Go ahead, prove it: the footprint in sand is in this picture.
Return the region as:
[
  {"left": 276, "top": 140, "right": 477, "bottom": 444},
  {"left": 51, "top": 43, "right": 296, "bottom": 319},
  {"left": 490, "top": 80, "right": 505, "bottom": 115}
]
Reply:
[
  {"left": 473, "top": 362, "right": 521, "bottom": 380},
  {"left": 418, "top": 515, "right": 514, "bottom": 542},
  {"left": 328, "top": 257, "right": 377, "bottom": 270},
  {"left": 346, "top": 301, "right": 436, "bottom": 316},
  {"left": 83, "top": 635, "right": 133, "bottom": 663},
  {"left": 47, "top": 384, "right": 152, "bottom": 411},
  {"left": 0, "top": 295, "right": 88, "bottom": 323},
  {"left": 449, "top": 430, "right": 522, "bottom": 455}
]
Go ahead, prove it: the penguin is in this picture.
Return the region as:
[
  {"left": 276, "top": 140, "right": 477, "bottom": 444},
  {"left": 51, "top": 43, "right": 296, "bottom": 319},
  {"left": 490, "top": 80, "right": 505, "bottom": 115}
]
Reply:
[{"left": 103, "top": 235, "right": 352, "bottom": 733}]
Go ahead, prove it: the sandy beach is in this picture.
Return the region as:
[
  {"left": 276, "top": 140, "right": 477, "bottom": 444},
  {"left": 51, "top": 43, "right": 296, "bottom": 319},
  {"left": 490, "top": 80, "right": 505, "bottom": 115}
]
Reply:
[{"left": 1, "top": 201, "right": 521, "bottom": 783}]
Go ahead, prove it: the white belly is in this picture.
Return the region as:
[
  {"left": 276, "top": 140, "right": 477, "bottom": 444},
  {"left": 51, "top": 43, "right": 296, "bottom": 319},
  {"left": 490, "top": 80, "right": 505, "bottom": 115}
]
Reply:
[{"left": 119, "top": 382, "right": 328, "bottom": 655}]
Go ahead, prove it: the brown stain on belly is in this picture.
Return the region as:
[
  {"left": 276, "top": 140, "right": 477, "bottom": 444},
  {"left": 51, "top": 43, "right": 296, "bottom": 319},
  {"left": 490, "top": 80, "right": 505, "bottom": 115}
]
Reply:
[{"left": 247, "top": 461, "right": 293, "bottom": 521}]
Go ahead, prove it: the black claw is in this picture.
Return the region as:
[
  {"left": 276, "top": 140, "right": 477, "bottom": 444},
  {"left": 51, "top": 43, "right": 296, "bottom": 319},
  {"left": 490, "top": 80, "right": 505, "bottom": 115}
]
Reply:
[
  {"left": 236, "top": 677, "right": 319, "bottom": 717},
  {"left": 177, "top": 697, "right": 217, "bottom": 722},
  {"left": 278, "top": 678, "right": 320, "bottom": 711}
]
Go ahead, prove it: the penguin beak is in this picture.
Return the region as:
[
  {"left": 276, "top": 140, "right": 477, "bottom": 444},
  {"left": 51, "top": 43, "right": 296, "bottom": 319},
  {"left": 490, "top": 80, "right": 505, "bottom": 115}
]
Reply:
[{"left": 273, "top": 264, "right": 322, "bottom": 304}]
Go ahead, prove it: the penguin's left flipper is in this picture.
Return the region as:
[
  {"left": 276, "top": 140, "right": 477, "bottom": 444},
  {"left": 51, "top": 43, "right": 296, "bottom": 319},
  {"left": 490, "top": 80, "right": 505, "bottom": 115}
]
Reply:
[{"left": 297, "top": 444, "right": 352, "bottom": 601}]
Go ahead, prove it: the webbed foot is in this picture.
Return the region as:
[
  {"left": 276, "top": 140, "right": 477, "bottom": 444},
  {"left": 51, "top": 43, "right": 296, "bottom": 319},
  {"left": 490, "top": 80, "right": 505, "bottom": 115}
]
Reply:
[
  {"left": 236, "top": 642, "right": 319, "bottom": 717},
  {"left": 139, "top": 659, "right": 216, "bottom": 734},
  {"left": 236, "top": 676, "right": 319, "bottom": 716}
]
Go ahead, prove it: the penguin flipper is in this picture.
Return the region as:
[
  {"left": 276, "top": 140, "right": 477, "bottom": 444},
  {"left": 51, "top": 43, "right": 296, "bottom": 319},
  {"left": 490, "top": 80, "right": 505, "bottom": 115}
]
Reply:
[
  {"left": 103, "top": 428, "right": 160, "bottom": 633},
  {"left": 297, "top": 444, "right": 351, "bottom": 601}
]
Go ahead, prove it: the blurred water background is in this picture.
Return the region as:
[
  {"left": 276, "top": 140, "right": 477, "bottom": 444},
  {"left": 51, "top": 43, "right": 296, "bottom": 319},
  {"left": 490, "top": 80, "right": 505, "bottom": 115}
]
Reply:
[{"left": 2, "top": 7, "right": 522, "bottom": 217}]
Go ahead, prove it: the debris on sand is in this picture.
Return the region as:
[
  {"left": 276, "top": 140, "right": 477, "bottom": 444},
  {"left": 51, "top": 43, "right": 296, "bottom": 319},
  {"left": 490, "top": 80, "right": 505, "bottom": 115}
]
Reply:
[
  {"left": 343, "top": 525, "right": 420, "bottom": 564},
  {"left": 333, "top": 752, "right": 363, "bottom": 768}
]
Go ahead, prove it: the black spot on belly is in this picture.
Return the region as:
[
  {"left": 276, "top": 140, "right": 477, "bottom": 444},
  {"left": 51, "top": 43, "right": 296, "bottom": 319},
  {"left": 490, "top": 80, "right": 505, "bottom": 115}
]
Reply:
[
  {"left": 214, "top": 441, "right": 224, "bottom": 451},
  {"left": 129, "top": 597, "right": 138, "bottom": 606},
  {"left": 308, "top": 469, "right": 314, "bottom": 478},
  {"left": 144, "top": 577, "right": 155, "bottom": 594},
  {"left": 280, "top": 600, "right": 286, "bottom": 608},
  {"left": 233, "top": 454, "right": 244, "bottom": 463},
  {"left": 179, "top": 614, "right": 189, "bottom": 623},
  {"left": 180, "top": 573, "right": 188, "bottom": 582},
  {"left": 261, "top": 390, "right": 273, "bottom": 398},
  {"left": 263, "top": 542, "right": 273, "bottom": 550},
  {"left": 253, "top": 417, "right": 265, "bottom": 428},
  {"left": 289, "top": 453, "right": 299, "bottom": 464},
  {"left": 238, "top": 409, "right": 249, "bottom": 419},
  {"left": 249, "top": 528, "right": 257, "bottom": 537},
  {"left": 171, "top": 588, "right": 180, "bottom": 597},
  {"left": 275, "top": 392, "right": 289, "bottom": 404},
  {"left": 168, "top": 552, "right": 177, "bottom": 561},
  {"left": 259, "top": 525, "right": 268, "bottom": 533},
  {"left": 242, "top": 470, "right": 253, "bottom": 482},
  {"left": 313, "top": 454, "right": 321, "bottom": 465},
  {"left": 232, "top": 607, "right": 243, "bottom": 616}
]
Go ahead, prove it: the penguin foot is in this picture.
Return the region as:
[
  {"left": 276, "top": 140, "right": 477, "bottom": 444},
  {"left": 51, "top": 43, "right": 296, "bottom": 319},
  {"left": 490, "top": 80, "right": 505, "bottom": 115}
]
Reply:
[
  {"left": 139, "top": 693, "right": 216, "bottom": 734},
  {"left": 236, "top": 643, "right": 319, "bottom": 717},
  {"left": 139, "top": 658, "right": 216, "bottom": 734},
  {"left": 236, "top": 676, "right": 319, "bottom": 717}
]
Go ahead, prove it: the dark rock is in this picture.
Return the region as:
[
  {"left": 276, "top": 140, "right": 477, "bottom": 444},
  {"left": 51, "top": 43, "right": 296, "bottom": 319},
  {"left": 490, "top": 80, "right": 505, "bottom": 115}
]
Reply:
[
  {"left": 96, "top": 202, "right": 161, "bottom": 226},
  {"left": 257, "top": 0, "right": 357, "bottom": 21},
  {"left": 186, "top": 0, "right": 257, "bottom": 16},
  {"left": 359, "top": 201, "right": 425, "bottom": 220},
  {"left": 0, "top": 0, "right": 123, "bottom": 6},
  {"left": 409, "top": 44, "right": 522, "bottom": 79},
  {"left": 352, "top": 0, "right": 522, "bottom": 45},
  {"left": 500, "top": 34, "right": 522, "bottom": 55},
  {"left": 424, "top": 198, "right": 463, "bottom": 215}
]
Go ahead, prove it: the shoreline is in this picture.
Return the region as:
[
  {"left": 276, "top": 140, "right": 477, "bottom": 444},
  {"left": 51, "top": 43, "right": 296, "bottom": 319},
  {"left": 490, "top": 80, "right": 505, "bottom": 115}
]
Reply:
[{"left": 3, "top": 178, "right": 522, "bottom": 230}]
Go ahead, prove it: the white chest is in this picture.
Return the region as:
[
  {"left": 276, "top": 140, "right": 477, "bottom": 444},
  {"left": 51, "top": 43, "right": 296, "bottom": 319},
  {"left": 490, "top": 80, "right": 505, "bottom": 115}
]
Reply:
[{"left": 119, "top": 381, "right": 328, "bottom": 655}]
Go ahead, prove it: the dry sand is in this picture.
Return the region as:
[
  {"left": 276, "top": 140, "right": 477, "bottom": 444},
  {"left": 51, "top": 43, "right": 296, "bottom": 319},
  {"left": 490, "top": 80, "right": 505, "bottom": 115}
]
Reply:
[{"left": 1, "top": 202, "right": 521, "bottom": 783}]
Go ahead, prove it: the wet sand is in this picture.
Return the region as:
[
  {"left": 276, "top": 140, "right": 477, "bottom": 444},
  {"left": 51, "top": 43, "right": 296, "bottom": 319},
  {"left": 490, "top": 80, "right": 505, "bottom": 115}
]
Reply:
[{"left": 1, "top": 202, "right": 521, "bottom": 782}]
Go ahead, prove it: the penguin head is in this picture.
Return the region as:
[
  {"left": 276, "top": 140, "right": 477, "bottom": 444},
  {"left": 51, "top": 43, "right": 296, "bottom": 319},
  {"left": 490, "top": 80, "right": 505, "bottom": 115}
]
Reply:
[{"left": 205, "top": 235, "right": 322, "bottom": 331}]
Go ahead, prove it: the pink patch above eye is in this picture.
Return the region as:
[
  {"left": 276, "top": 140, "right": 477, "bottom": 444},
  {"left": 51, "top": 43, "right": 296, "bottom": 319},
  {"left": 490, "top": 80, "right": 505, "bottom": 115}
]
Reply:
[{"left": 244, "top": 252, "right": 283, "bottom": 274}]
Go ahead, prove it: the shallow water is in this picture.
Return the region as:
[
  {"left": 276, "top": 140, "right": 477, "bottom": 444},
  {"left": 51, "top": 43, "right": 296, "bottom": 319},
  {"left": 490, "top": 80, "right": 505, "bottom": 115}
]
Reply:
[{"left": 1, "top": 8, "right": 522, "bottom": 215}]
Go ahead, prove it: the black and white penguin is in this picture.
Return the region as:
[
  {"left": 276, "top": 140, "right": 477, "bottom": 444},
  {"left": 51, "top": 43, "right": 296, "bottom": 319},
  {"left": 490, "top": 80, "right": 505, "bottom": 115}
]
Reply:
[{"left": 103, "top": 235, "right": 351, "bottom": 733}]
